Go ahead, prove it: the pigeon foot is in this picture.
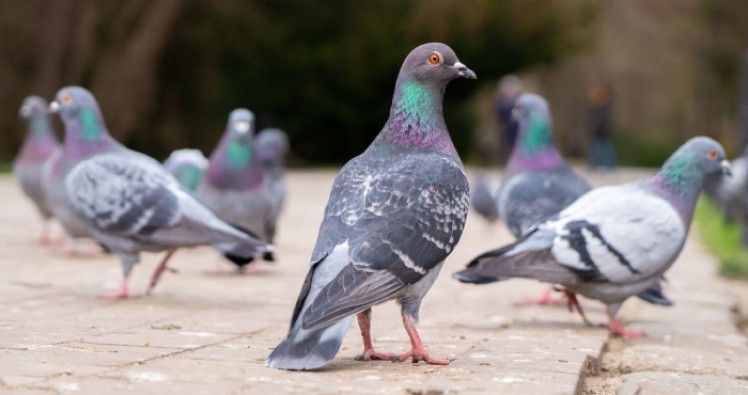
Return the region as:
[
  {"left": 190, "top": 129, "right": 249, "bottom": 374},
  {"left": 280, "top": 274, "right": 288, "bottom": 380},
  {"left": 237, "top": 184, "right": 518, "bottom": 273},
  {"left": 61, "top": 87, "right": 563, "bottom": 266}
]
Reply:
[
  {"left": 515, "top": 287, "right": 565, "bottom": 307},
  {"left": 355, "top": 349, "right": 400, "bottom": 362},
  {"left": 608, "top": 318, "right": 645, "bottom": 339}
]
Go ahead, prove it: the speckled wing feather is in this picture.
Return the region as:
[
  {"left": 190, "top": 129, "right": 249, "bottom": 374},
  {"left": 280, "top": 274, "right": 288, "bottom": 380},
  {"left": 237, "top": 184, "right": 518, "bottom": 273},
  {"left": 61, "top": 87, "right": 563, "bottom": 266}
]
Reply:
[
  {"left": 298, "top": 152, "right": 469, "bottom": 330},
  {"left": 66, "top": 153, "right": 180, "bottom": 235}
]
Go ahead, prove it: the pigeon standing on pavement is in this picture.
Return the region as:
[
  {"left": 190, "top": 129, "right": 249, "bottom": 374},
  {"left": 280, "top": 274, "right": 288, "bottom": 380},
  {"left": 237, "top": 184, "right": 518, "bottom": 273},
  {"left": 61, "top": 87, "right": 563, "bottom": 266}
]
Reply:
[
  {"left": 267, "top": 43, "right": 476, "bottom": 370},
  {"left": 256, "top": 127, "right": 290, "bottom": 242},
  {"left": 496, "top": 93, "right": 591, "bottom": 238},
  {"left": 13, "top": 96, "right": 60, "bottom": 244},
  {"left": 198, "top": 109, "right": 275, "bottom": 269},
  {"left": 469, "top": 175, "right": 499, "bottom": 223},
  {"left": 454, "top": 136, "right": 730, "bottom": 337},
  {"left": 163, "top": 149, "right": 209, "bottom": 191},
  {"left": 53, "top": 88, "right": 274, "bottom": 298},
  {"left": 42, "top": 87, "right": 120, "bottom": 254}
]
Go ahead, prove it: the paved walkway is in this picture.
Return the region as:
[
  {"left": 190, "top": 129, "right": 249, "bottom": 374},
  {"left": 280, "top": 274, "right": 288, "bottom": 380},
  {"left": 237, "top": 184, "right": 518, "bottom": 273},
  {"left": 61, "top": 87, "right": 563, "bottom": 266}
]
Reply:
[{"left": 0, "top": 169, "right": 746, "bottom": 394}]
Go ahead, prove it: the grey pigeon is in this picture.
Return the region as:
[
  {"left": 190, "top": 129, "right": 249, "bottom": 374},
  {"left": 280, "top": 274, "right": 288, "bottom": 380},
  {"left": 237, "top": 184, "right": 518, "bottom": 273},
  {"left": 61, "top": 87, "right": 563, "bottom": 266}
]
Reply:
[
  {"left": 267, "top": 43, "right": 475, "bottom": 370},
  {"left": 454, "top": 136, "right": 730, "bottom": 338},
  {"left": 51, "top": 88, "right": 273, "bottom": 298},
  {"left": 43, "top": 87, "right": 121, "bottom": 254},
  {"left": 704, "top": 149, "right": 748, "bottom": 246},
  {"left": 496, "top": 93, "right": 591, "bottom": 238},
  {"left": 197, "top": 109, "right": 275, "bottom": 270},
  {"left": 13, "top": 96, "right": 60, "bottom": 243},
  {"left": 256, "top": 127, "right": 290, "bottom": 241},
  {"left": 163, "top": 149, "right": 209, "bottom": 191},
  {"left": 469, "top": 174, "right": 498, "bottom": 223}
]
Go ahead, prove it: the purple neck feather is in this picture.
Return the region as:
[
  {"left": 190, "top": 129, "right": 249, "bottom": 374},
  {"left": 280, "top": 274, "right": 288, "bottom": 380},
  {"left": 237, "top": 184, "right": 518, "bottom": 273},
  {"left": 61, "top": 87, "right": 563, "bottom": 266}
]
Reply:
[
  {"left": 205, "top": 132, "right": 263, "bottom": 190},
  {"left": 17, "top": 116, "right": 58, "bottom": 163},
  {"left": 54, "top": 116, "right": 118, "bottom": 176},
  {"left": 375, "top": 77, "right": 457, "bottom": 156},
  {"left": 506, "top": 146, "right": 563, "bottom": 175}
]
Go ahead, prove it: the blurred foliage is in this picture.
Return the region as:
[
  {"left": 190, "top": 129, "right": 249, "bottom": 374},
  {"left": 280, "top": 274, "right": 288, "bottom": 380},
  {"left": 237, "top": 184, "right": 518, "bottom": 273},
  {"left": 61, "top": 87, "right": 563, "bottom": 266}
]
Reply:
[
  {"left": 612, "top": 132, "right": 679, "bottom": 167},
  {"left": 1, "top": 0, "right": 595, "bottom": 164},
  {"left": 152, "top": 0, "right": 596, "bottom": 163},
  {"left": 695, "top": 198, "right": 748, "bottom": 279}
]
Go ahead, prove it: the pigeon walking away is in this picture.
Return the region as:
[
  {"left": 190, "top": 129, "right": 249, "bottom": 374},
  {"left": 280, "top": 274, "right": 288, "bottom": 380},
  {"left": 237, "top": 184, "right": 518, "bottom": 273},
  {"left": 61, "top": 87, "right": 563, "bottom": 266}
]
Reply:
[
  {"left": 454, "top": 136, "right": 730, "bottom": 338},
  {"left": 13, "top": 96, "right": 60, "bottom": 244},
  {"left": 198, "top": 109, "right": 275, "bottom": 270},
  {"left": 469, "top": 175, "right": 498, "bottom": 223},
  {"left": 256, "top": 128, "right": 290, "bottom": 241},
  {"left": 163, "top": 149, "right": 209, "bottom": 191},
  {"left": 267, "top": 43, "right": 476, "bottom": 370},
  {"left": 51, "top": 87, "right": 273, "bottom": 298}
]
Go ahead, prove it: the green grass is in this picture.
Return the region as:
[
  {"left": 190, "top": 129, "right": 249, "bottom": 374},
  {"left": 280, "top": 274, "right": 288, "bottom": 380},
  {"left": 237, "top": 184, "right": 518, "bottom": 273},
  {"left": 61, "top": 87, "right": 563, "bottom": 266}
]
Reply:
[{"left": 695, "top": 198, "right": 748, "bottom": 278}]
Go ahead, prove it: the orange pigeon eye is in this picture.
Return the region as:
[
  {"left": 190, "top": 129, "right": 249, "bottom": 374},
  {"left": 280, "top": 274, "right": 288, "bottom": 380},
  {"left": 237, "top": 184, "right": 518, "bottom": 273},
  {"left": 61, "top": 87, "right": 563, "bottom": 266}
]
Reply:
[
  {"left": 707, "top": 148, "right": 718, "bottom": 159},
  {"left": 61, "top": 94, "right": 73, "bottom": 105},
  {"left": 428, "top": 52, "right": 441, "bottom": 65}
]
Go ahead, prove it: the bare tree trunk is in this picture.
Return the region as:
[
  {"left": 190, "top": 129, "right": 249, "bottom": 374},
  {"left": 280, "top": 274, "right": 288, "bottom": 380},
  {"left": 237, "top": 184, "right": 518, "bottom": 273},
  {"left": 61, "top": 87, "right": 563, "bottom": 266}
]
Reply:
[{"left": 91, "top": 0, "right": 184, "bottom": 139}]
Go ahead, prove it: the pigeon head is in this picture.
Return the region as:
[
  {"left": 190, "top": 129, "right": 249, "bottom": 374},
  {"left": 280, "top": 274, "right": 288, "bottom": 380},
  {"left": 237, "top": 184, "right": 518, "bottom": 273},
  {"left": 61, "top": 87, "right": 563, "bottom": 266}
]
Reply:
[
  {"left": 652, "top": 136, "right": 730, "bottom": 219},
  {"left": 221, "top": 108, "right": 255, "bottom": 165},
  {"left": 19, "top": 96, "right": 48, "bottom": 120},
  {"left": 506, "top": 93, "right": 563, "bottom": 172},
  {"left": 50, "top": 86, "right": 109, "bottom": 142},
  {"left": 399, "top": 43, "right": 477, "bottom": 84},
  {"left": 256, "top": 128, "right": 290, "bottom": 165},
  {"left": 381, "top": 43, "right": 475, "bottom": 153}
]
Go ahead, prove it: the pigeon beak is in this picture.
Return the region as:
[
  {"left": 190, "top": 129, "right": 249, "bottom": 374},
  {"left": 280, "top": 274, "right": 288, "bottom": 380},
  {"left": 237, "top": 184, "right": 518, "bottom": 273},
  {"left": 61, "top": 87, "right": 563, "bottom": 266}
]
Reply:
[
  {"left": 453, "top": 61, "right": 477, "bottom": 79},
  {"left": 234, "top": 121, "right": 251, "bottom": 135},
  {"left": 721, "top": 159, "right": 732, "bottom": 177},
  {"left": 49, "top": 101, "right": 60, "bottom": 114},
  {"left": 19, "top": 105, "right": 32, "bottom": 118}
]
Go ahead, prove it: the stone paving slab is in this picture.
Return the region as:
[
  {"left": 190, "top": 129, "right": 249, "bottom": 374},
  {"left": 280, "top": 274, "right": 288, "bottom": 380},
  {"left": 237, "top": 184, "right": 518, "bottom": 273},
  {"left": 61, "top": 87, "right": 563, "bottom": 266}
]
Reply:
[{"left": 0, "top": 169, "right": 745, "bottom": 394}]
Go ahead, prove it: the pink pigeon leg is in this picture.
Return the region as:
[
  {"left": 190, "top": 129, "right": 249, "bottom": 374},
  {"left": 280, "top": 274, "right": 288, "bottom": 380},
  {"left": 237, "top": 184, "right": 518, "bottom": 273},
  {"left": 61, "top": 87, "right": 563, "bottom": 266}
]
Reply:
[
  {"left": 394, "top": 314, "right": 451, "bottom": 365},
  {"left": 565, "top": 290, "right": 593, "bottom": 326},
  {"left": 146, "top": 250, "right": 177, "bottom": 294},
  {"left": 354, "top": 309, "right": 399, "bottom": 362},
  {"left": 607, "top": 307, "right": 645, "bottom": 338},
  {"left": 99, "top": 272, "right": 135, "bottom": 299},
  {"left": 515, "top": 286, "right": 565, "bottom": 306}
]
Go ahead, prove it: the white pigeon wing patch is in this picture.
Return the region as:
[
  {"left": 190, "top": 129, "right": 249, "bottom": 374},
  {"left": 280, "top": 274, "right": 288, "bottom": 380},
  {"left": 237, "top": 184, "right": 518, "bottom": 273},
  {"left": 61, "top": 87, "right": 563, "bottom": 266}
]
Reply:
[{"left": 551, "top": 186, "right": 686, "bottom": 283}]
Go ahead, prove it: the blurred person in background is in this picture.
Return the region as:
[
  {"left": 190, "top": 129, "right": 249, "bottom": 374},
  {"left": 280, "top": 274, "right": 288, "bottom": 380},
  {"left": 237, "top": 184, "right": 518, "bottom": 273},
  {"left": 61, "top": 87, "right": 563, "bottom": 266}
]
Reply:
[
  {"left": 587, "top": 82, "right": 618, "bottom": 170},
  {"left": 493, "top": 75, "right": 523, "bottom": 165}
]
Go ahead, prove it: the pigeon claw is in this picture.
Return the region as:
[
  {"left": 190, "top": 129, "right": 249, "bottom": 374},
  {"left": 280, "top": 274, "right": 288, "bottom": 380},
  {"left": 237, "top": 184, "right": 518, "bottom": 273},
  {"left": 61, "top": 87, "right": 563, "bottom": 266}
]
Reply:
[
  {"left": 355, "top": 349, "right": 399, "bottom": 362},
  {"left": 394, "top": 349, "right": 451, "bottom": 365},
  {"left": 608, "top": 319, "right": 646, "bottom": 339}
]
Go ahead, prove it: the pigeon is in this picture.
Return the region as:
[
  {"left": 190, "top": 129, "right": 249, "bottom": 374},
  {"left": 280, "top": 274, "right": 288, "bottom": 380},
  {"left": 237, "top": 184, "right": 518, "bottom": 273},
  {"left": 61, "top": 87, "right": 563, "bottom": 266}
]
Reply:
[
  {"left": 469, "top": 174, "right": 498, "bottom": 223},
  {"left": 256, "top": 127, "right": 290, "bottom": 241},
  {"left": 197, "top": 109, "right": 275, "bottom": 270},
  {"left": 52, "top": 88, "right": 274, "bottom": 298},
  {"left": 163, "top": 148, "right": 209, "bottom": 191},
  {"left": 454, "top": 136, "right": 730, "bottom": 338},
  {"left": 43, "top": 87, "right": 121, "bottom": 254},
  {"left": 496, "top": 93, "right": 591, "bottom": 238},
  {"left": 266, "top": 43, "right": 476, "bottom": 370},
  {"left": 704, "top": 149, "right": 748, "bottom": 246},
  {"left": 13, "top": 96, "right": 60, "bottom": 243}
]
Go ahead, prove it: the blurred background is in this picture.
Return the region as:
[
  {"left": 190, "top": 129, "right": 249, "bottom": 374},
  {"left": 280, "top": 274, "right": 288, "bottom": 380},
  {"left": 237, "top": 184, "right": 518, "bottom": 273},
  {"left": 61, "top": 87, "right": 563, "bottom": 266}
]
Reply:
[{"left": 1, "top": 0, "right": 747, "bottom": 166}]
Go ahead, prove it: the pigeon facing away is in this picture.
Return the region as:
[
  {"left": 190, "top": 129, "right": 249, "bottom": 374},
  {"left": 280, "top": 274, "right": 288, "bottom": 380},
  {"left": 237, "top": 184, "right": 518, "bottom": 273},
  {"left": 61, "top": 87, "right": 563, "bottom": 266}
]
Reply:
[
  {"left": 43, "top": 87, "right": 121, "bottom": 253},
  {"left": 51, "top": 87, "right": 273, "bottom": 298},
  {"left": 256, "top": 128, "right": 290, "bottom": 241},
  {"left": 454, "top": 137, "right": 730, "bottom": 338},
  {"left": 469, "top": 175, "right": 498, "bottom": 223},
  {"left": 13, "top": 96, "right": 60, "bottom": 243},
  {"left": 198, "top": 109, "right": 275, "bottom": 269},
  {"left": 497, "top": 93, "right": 591, "bottom": 238},
  {"left": 267, "top": 43, "right": 476, "bottom": 370},
  {"left": 163, "top": 149, "right": 209, "bottom": 191}
]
